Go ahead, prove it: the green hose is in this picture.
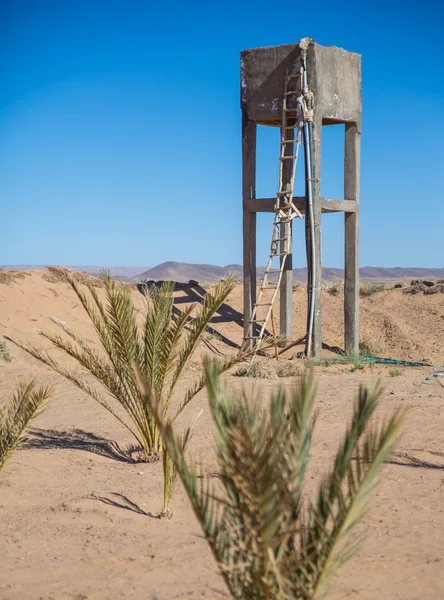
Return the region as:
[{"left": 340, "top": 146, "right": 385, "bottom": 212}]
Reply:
[{"left": 359, "top": 355, "right": 433, "bottom": 368}]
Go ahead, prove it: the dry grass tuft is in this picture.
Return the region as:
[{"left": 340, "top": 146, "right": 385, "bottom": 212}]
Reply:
[
  {"left": 234, "top": 360, "right": 300, "bottom": 380},
  {"left": 389, "top": 369, "right": 403, "bottom": 377},
  {"left": 359, "top": 338, "right": 382, "bottom": 356},
  {"left": 0, "top": 270, "right": 28, "bottom": 285},
  {"left": 0, "top": 338, "right": 12, "bottom": 362},
  {"left": 43, "top": 267, "right": 104, "bottom": 287},
  {"left": 327, "top": 279, "right": 344, "bottom": 296},
  {"left": 360, "top": 283, "right": 387, "bottom": 297}
]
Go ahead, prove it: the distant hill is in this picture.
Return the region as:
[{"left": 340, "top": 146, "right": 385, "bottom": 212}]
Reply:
[
  {"left": 136, "top": 262, "right": 444, "bottom": 283},
  {"left": 4, "top": 263, "right": 444, "bottom": 283},
  {"left": 136, "top": 262, "right": 243, "bottom": 283}
]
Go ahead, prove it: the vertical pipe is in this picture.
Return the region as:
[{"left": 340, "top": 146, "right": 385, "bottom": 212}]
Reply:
[{"left": 301, "top": 53, "right": 317, "bottom": 357}]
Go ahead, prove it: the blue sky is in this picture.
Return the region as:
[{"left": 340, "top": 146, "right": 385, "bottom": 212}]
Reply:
[{"left": 1, "top": 0, "right": 443, "bottom": 268}]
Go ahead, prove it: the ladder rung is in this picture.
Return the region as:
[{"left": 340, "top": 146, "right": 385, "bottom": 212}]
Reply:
[
  {"left": 282, "top": 126, "right": 295, "bottom": 130},
  {"left": 249, "top": 318, "right": 266, "bottom": 323},
  {"left": 243, "top": 336, "right": 260, "bottom": 340},
  {"left": 270, "top": 253, "right": 287, "bottom": 257},
  {"left": 267, "top": 269, "right": 283, "bottom": 273},
  {"left": 286, "top": 73, "right": 301, "bottom": 79},
  {"left": 277, "top": 191, "right": 292, "bottom": 195},
  {"left": 273, "top": 236, "right": 288, "bottom": 241},
  {"left": 254, "top": 302, "right": 272, "bottom": 307},
  {"left": 280, "top": 155, "right": 298, "bottom": 160},
  {"left": 284, "top": 90, "right": 300, "bottom": 95},
  {"left": 281, "top": 139, "right": 298, "bottom": 144}
]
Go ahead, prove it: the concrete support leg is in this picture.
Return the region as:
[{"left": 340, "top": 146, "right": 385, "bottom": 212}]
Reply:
[
  {"left": 312, "top": 123, "right": 323, "bottom": 357},
  {"left": 280, "top": 126, "right": 294, "bottom": 341},
  {"left": 312, "top": 202, "right": 322, "bottom": 356},
  {"left": 242, "top": 114, "right": 257, "bottom": 347},
  {"left": 344, "top": 123, "right": 360, "bottom": 354}
]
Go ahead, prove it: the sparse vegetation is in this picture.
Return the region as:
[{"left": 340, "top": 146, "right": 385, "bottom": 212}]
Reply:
[
  {"left": 9, "top": 268, "right": 264, "bottom": 515},
  {"left": 359, "top": 338, "right": 381, "bottom": 356},
  {"left": 0, "top": 270, "right": 27, "bottom": 285},
  {"left": 389, "top": 369, "right": 403, "bottom": 377},
  {"left": 233, "top": 360, "right": 300, "bottom": 380},
  {"left": 305, "top": 353, "right": 371, "bottom": 371},
  {"left": 139, "top": 361, "right": 402, "bottom": 600},
  {"left": 360, "top": 283, "right": 387, "bottom": 297},
  {"left": 206, "top": 330, "right": 222, "bottom": 342},
  {"left": 327, "top": 279, "right": 344, "bottom": 296},
  {"left": 0, "top": 338, "right": 12, "bottom": 362},
  {"left": 0, "top": 380, "right": 53, "bottom": 475}
]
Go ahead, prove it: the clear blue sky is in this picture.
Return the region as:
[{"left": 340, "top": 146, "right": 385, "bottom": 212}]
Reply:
[{"left": 1, "top": 0, "right": 443, "bottom": 268}]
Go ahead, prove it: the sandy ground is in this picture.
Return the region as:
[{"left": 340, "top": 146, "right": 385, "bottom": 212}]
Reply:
[{"left": 0, "top": 269, "right": 443, "bottom": 600}]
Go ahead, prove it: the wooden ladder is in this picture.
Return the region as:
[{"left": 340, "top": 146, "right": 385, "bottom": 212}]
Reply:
[{"left": 241, "top": 71, "right": 304, "bottom": 356}]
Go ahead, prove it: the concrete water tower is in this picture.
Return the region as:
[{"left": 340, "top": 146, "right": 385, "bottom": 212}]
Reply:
[{"left": 241, "top": 38, "right": 361, "bottom": 357}]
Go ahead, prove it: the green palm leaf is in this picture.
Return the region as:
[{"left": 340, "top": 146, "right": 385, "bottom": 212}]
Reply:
[
  {"left": 139, "top": 361, "right": 403, "bottom": 598},
  {"left": 1, "top": 380, "right": 53, "bottom": 475},
  {"left": 7, "top": 268, "right": 261, "bottom": 513}
]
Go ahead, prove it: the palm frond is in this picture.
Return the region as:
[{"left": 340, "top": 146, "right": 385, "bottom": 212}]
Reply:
[
  {"left": 142, "top": 282, "right": 193, "bottom": 396},
  {"left": 305, "top": 387, "right": 403, "bottom": 598},
  {"left": 7, "top": 336, "right": 143, "bottom": 448},
  {"left": 102, "top": 273, "right": 141, "bottom": 373},
  {"left": 7, "top": 268, "right": 263, "bottom": 513},
  {"left": 140, "top": 361, "right": 403, "bottom": 599},
  {"left": 164, "top": 276, "right": 236, "bottom": 413},
  {"left": 0, "top": 380, "right": 53, "bottom": 474}
]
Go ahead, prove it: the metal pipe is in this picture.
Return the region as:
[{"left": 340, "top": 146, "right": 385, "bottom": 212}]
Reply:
[{"left": 301, "top": 53, "right": 316, "bottom": 357}]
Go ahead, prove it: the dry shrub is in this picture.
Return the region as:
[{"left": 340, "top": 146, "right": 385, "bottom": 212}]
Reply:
[
  {"left": 327, "top": 279, "right": 344, "bottom": 296},
  {"left": 234, "top": 360, "right": 300, "bottom": 380},
  {"left": 43, "top": 267, "right": 104, "bottom": 287},
  {"left": 359, "top": 338, "right": 381, "bottom": 356},
  {"left": 360, "top": 283, "right": 386, "bottom": 297},
  {"left": 42, "top": 267, "right": 136, "bottom": 291}
]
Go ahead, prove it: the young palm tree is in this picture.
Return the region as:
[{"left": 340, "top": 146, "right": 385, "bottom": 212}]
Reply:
[
  {"left": 9, "top": 268, "right": 268, "bottom": 514},
  {"left": 1, "top": 380, "right": 53, "bottom": 475},
  {"left": 138, "top": 361, "right": 403, "bottom": 598}
]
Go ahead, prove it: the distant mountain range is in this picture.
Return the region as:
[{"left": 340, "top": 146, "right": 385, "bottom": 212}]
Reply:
[
  {"left": 4, "top": 262, "right": 444, "bottom": 283},
  {"left": 135, "top": 263, "right": 444, "bottom": 282}
]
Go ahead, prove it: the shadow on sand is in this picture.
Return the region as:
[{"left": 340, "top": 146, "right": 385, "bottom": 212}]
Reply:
[
  {"left": 25, "top": 428, "right": 140, "bottom": 464},
  {"left": 137, "top": 279, "right": 274, "bottom": 349},
  {"left": 88, "top": 492, "right": 160, "bottom": 518},
  {"left": 387, "top": 451, "right": 444, "bottom": 470}
]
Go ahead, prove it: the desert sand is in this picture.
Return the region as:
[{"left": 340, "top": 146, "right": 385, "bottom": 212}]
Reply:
[{"left": 0, "top": 269, "right": 443, "bottom": 599}]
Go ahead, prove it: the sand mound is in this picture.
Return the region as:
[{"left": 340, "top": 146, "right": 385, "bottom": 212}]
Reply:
[{"left": 0, "top": 269, "right": 443, "bottom": 363}]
